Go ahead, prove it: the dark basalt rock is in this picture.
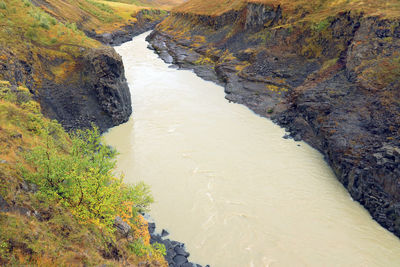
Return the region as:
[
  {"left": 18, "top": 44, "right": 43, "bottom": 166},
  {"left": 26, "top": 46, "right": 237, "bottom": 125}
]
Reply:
[
  {"left": 173, "top": 255, "right": 188, "bottom": 265},
  {"left": 161, "top": 229, "right": 170, "bottom": 237},
  {"left": 82, "top": 47, "right": 132, "bottom": 128},
  {"left": 0, "top": 195, "right": 10, "bottom": 212},
  {"left": 39, "top": 46, "right": 132, "bottom": 133},
  {"left": 147, "top": 221, "right": 208, "bottom": 267},
  {"left": 148, "top": 222, "right": 156, "bottom": 234},
  {"left": 0, "top": 194, "right": 37, "bottom": 217},
  {"left": 114, "top": 216, "right": 132, "bottom": 237},
  {"left": 174, "top": 246, "right": 190, "bottom": 257},
  {"left": 244, "top": 3, "right": 281, "bottom": 30}
]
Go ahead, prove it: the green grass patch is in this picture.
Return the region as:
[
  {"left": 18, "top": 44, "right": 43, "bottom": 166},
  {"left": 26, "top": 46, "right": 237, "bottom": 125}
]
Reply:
[
  {"left": 311, "top": 18, "right": 330, "bottom": 32},
  {"left": 87, "top": 0, "right": 114, "bottom": 13}
]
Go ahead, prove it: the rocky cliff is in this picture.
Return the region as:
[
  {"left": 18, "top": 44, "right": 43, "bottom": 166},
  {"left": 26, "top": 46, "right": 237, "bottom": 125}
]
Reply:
[
  {"left": 39, "top": 47, "right": 132, "bottom": 132},
  {"left": 147, "top": 1, "right": 400, "bottom": 236},
  {"left": 0, "top": 45, "right": 131, "bottom": 132}
]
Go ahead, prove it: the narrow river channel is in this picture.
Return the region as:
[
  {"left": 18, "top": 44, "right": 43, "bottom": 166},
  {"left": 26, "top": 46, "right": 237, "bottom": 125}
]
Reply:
[{"left": 104, "top": 32, "right": 400, "bottom": 267}]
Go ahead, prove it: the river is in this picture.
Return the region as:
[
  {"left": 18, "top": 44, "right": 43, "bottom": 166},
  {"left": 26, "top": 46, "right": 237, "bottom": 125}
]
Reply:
[{"left": 104, "top": 32, "right": 400, "bottom": 267}]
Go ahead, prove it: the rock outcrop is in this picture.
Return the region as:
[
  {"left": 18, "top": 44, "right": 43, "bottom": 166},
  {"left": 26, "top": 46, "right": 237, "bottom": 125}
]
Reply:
[
  {"left": 0, "top": 45, "right": 131, "bottom": 133},
  {"left": 147, "top": 3, "right": 400, "bottom": 237},
  {"left": 38, "top": 47, "right": 132, "bottom": 132}
]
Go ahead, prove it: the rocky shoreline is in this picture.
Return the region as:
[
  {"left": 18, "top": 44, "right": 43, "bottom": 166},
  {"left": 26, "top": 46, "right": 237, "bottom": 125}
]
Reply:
[
  {"left": 114, "top": 214, "right": 207, "bottom": 267},
  {"left": 146, "top": 6, "right": 400, "bottom": 238},
  {"left": 148, "top": 221, "right": 208, "bottom": 267}
]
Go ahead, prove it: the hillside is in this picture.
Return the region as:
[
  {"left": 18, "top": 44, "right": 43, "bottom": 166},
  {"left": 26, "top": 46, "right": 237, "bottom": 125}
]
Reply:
[
  {"left": 147, "top": 0, "right": 400, "bottom": 238},
  {"left": 175, "top": 0, "right": 400, "bottom": 18},
  {"left": 29, "top": 0, "right": 183, "bottom": 34},
  {"left": 0, "top": 81, "right": 167, "bottom": 265}
]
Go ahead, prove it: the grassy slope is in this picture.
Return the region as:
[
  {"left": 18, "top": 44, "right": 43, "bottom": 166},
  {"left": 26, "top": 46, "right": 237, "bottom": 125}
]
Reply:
[
  {"left": 31, "top": 0, "right": 163, "bottom": 33},
  {"left": 173, "top": 0, "right": 245, "bottom": 16},
  {"left": 174, "top": 0, "right": 400, "bottom": 19},
  {"left": 0, "top": 0, "right": 99, "bottom": 89},
  {"left": 0, "top": 81, "right": 165, "bottom": 265},
  {"left": 0, "top": 0, "right": 183, "bottom": 89}
]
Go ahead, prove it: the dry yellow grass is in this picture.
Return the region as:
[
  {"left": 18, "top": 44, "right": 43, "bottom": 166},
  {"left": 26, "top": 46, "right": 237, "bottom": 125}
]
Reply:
[
  {"left": 174, "top": 0, "right": 246, "bottom": 16},
  {"left": 32, "top": 0, "right": 126, "bottom": 33},
  {"left": 95, "top": 0, "right": 145, "bottom": 21},
  {"left": 252, "top": 0, "right": 400, "bottom": 19},
  {"left": 174, "top": 0, "right": 400, "bottom": 19},
  {"left": 142, "top": 0, "right": 185, "bottom": 9}
]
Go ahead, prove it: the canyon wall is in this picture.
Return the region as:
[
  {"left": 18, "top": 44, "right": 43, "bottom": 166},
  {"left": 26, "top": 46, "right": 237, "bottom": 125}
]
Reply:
[{"left": 147, "top": 2, "right": 400, "bottom": 236}]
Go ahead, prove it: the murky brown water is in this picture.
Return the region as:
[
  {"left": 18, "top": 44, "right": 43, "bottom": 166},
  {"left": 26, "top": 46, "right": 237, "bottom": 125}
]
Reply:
[{"left": 104, "top": 32, "right": 400, "bottom": 267}]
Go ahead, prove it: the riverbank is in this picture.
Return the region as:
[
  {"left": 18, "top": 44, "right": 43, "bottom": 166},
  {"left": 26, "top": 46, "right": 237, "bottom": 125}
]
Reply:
[
  {"left": 147, "top": 218, "right": 208, "bottom": 267},
  {"left": 146, "top": 1, "right": 400, "bottom": 237}
]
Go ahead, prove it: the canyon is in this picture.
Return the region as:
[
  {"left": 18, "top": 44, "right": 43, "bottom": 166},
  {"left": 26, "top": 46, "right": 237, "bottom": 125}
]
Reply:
[{"left": 147, "top": 0, "right": 400, "bottom": 238}]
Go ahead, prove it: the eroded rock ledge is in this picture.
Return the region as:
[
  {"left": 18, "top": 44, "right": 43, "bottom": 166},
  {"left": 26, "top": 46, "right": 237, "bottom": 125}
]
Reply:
[
  {"left": 38, "top": 46, "right": 132, "bottom": 132},
  {"left": 146, "top": 3, "right": 400, "bottom": 237}
]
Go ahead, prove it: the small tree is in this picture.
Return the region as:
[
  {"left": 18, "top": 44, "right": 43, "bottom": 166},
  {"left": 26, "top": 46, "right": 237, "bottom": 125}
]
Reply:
[{"left": 24, "top": 126, "right": 153, "bottom": 232}]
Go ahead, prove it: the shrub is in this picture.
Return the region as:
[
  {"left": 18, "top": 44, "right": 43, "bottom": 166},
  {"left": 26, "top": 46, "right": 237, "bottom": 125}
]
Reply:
[
  {"left": 23, "top": 127, "right": 153, "bottom": 233},
  {"left": 88, "top": 0, "right": 114, "bottom": 14},
  {"left": 21, "top": 100, "right": 41, "bottom": 113},
  {"left": 0, "top": 2, "right": 6, "bottom": 9},
  {"left": 25, "top": 27, "right": 38, "bottom": 41},
  {"left": 312, "top": 19, "right": 330, "bottom": 32},
  {"left": 49, "top": 17, "right": 57, "bottom": 25},
  {"left": 128, "top": 238, "right": 166, "bottom": 257},
  {"left": 66, "top": 22, "right": 77, "bottom": 31},
  {"left": 22, "top": 0, "right": 31, "bottom": 7},
  {"left": 39, "top": 19, "right": 50, "bottom": 30},
  {"left": 0, "top": 240, "right": 9, "bottom": 259},
  {"left": 28, "top": 8, "right": 56, "bottom": 30}
]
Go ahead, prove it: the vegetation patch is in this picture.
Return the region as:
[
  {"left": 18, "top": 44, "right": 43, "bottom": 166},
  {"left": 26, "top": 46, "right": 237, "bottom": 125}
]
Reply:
[{"left": 0, "top": 81, "right": 165, "bottom": 265}]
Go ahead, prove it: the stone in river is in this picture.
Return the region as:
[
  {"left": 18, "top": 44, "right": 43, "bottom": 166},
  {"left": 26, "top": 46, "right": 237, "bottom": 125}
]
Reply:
[
  {"left": 173, "top": 255, "right": 188, "bottom": 265},
  {"left": 174, "top": 246, "right": 190, "bottom": 257},
  {"left": 162, "top": 229, "right": 170, "bottom": 237}
]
